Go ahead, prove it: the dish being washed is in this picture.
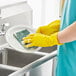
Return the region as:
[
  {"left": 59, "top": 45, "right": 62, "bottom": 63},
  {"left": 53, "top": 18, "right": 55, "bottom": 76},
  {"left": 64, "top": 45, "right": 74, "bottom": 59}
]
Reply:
[
  {"left": 5, "top": 25, "right": 42, "bottom": 53},
  {"left": 13, "top": 29, "right": 38, "bottom": 49}
]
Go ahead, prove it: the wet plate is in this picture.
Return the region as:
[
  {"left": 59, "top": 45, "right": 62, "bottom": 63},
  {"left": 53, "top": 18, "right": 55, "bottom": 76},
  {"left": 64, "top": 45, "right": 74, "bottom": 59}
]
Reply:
[{"left": 5, "top": 25, "right": 42, "bottom": 53}]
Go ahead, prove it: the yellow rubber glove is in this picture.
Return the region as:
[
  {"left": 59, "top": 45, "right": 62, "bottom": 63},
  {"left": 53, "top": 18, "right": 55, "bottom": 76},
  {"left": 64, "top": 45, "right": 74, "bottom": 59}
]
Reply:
[
  {"left": 36, "top": 20, "right": 60, "bottom": 35},
  {"left": 22, "top": 33, "right": 63, "bottom": 47}
]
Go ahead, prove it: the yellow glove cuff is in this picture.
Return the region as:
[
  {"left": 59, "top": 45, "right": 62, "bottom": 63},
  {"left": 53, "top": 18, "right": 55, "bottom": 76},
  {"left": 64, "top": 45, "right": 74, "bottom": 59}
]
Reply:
[{"left": 50, "top": 32, "right": 63, "bottom": 45}]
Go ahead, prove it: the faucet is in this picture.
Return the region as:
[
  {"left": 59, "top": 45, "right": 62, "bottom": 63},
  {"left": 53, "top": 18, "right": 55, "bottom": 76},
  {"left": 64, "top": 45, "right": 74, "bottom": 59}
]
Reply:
[{"left": 0, "top": 23, "right": 9, "bottom": 36}]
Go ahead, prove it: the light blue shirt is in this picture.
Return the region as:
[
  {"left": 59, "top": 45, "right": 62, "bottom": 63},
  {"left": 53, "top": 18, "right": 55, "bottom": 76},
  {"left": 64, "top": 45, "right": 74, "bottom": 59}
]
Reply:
[{"left": 56, "top": 0, "right": 76, "bottom": 76}]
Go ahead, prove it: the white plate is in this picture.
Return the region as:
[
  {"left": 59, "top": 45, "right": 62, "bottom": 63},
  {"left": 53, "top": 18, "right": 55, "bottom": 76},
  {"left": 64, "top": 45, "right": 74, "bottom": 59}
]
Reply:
[{"left": 5, "top": 25, "right": 42, "bottom": 53}]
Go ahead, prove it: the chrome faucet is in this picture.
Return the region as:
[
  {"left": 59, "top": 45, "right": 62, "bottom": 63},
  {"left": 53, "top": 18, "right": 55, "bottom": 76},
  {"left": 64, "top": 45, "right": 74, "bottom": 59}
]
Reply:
[{"left": 0, "top": 23, "right": 9, "bottom": 36}]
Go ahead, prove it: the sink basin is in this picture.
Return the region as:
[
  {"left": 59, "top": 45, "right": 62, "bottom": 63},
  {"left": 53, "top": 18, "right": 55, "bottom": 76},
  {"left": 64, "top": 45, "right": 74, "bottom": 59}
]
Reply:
[
  {"left": 0, "top": 69, "right": 14, "bottom": 76},
  {"left": 0, "top": 45, "right": 57, "bottom": 67},
  {"left": 4, "top": 46, "right": 57, "bottom": 76},
  {"left": 0, "top": 48, "right": 43, "bottom": 67},
  {"left": 0, "top": 46, "right": 57, "bottom": 76}
]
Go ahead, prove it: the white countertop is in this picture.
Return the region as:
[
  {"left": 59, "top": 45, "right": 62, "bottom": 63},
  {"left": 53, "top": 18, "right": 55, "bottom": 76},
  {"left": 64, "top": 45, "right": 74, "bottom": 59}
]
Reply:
[{"left": 0, "top": 0, "right": 27, "bottom": 9}]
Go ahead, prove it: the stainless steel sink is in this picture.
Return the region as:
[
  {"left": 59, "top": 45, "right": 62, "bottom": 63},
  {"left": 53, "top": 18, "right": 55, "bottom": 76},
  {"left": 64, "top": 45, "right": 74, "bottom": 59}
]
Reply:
[
  {"left": 0, "top": 49, "right": 43, "bottom": 67},
  {"left": 0, "top": 69, "right": 14, "bottom": 76},
  {"left": 0, "top": 46, "right": 57, "bottom": 67},
  {"left": 0, "top": 46, "right": 57, "bottom": 76},
  {"left": 7, "top": 49, "right": 43, "bottom": 67},
  {"left": 0, "top": 49, "right": 43, "bottom": 76}
]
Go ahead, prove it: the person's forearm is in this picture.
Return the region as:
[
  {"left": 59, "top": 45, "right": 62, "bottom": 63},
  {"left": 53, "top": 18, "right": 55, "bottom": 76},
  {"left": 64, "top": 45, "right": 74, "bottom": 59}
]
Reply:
[{"left": 58, "top": 22, "right": 76, "bottom": 43}]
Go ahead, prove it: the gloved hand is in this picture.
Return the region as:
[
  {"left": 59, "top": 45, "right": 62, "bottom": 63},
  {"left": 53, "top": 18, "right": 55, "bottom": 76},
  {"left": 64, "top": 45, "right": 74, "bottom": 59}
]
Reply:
[
  {"left": 36, "top": 20, "right": 60, "bottom": 35},
  {"left": 22, "top": 33, "right": 63, "bottom": 47}
]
